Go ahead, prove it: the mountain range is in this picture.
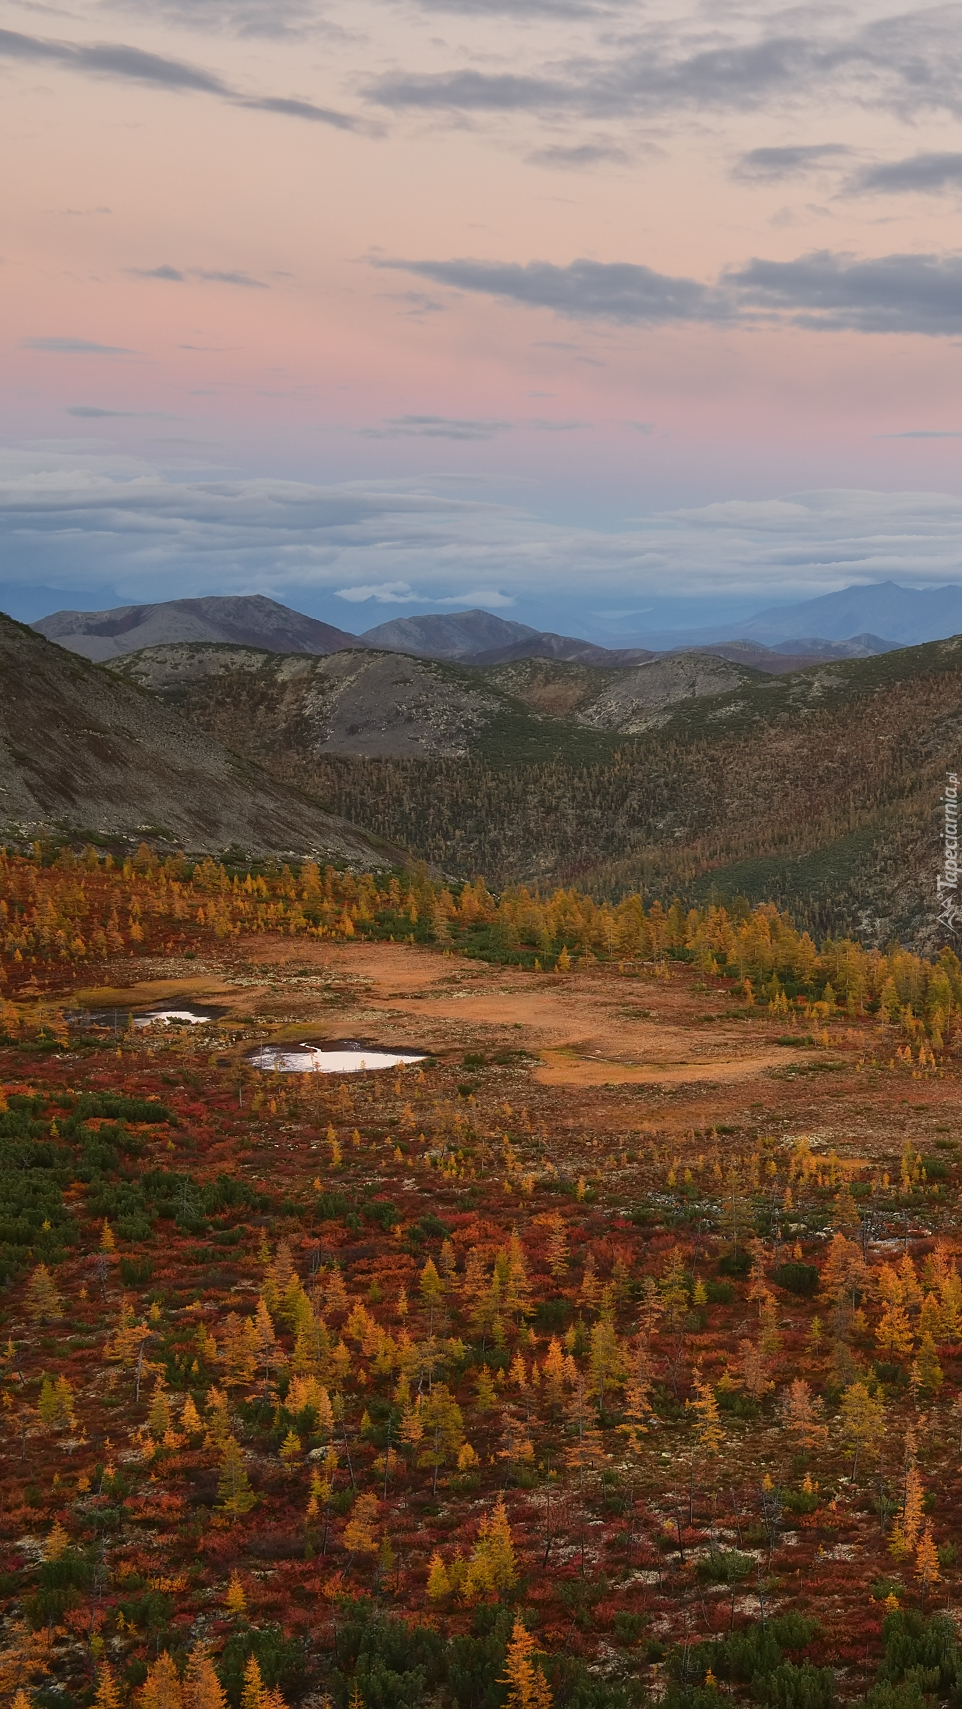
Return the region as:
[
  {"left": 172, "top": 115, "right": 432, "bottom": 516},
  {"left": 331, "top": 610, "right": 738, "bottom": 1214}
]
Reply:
[
  {"left": 31, "top": 590, "right": 908, "bottom": 670},
  {"left": 11, "top": 582, "right": 962, "bottom": 948}
]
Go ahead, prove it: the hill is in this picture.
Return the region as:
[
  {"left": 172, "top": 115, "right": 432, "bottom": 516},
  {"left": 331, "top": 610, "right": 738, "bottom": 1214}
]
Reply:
[
  {"left": 111, "top": 643, "right": 760, "bottom": 760},
  {"left": 358, "top": 607, "right": 539, "bottom": 659},
  {"left": 32, "top": 594, "right": 357, "bottom": 662},
  {"left": 0, "top": 614, "right": 396, "bottom": 865},
  {"left": 459, "top": 631, "right": 657, "bottom": 667},
  {"left": 111, "top": 633, "right": 962, "bottom": 947}
]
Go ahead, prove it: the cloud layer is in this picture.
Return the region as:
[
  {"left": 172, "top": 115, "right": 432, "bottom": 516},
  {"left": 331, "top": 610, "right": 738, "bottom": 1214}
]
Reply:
[
  {"left": 5, "top": 452, "right": 962, "bottom": 620},
  {"left": 367, "top": 8, "right": 962, "bottom": 125},
  {"left": 7, "top": 0, "right": 962, "bottom": 621}
]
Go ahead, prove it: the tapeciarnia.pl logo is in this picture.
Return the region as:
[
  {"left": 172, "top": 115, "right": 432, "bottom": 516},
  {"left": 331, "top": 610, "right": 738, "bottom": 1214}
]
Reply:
[{"left": 938, "top": 772, "right": 960, "bottom": 932}]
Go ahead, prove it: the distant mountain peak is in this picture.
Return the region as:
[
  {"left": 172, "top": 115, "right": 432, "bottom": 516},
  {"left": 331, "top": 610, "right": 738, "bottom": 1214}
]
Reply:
[
  {"left": 359, "top": 608, "right": 539, "bottom": 661},
  {"left": 32, "top": 595, "right": 357, "bottom": 663}
]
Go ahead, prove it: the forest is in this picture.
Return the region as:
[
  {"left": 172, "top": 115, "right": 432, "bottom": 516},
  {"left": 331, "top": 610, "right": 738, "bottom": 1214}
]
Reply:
[{"left": 1, "top": 846, "right": 962, "bottom": 1709}]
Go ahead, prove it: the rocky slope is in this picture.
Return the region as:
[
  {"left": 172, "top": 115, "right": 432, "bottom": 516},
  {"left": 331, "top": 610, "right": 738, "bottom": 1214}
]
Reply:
[
  {"left": 111, "top": 645, "right": 516, "bottom": 759},
  {"left": 112, "top": 643, "right": 764, "bottom": 757},
  {"left": 0, "top": 615, "right": 396, "bottom": 864}
]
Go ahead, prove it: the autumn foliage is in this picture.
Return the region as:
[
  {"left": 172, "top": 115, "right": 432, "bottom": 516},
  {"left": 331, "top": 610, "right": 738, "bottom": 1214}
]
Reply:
[{"left": 1, "top": 848, "right": 962, "bottom": 1709}]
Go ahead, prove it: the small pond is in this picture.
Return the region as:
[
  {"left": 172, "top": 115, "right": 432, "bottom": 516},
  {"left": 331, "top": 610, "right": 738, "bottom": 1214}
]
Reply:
[
  {"left": 68, "top": 1004, "right": 225, "bottom": 1032},
  {"left": 249, "top": 1040, "right": 426, "bottom": 1075}
]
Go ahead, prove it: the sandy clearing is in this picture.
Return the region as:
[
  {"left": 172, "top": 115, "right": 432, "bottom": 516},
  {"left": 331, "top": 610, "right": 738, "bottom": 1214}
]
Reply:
[
  {"left": 231, "top": 938, "right": 824, "bottom": 1091},
  {"left": 534, "top": 1047, "right": 818, "bottom": 1087}
]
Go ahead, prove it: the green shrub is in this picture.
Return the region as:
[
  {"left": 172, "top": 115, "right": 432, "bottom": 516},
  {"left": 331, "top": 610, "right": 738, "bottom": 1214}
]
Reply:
[
  {"left": 755, "top": 1661, "right": 834, "bottom": 1709},
  {"left": 782, "top": 1487, "right": 820, "bottom": 1515},
  {"left": 316, "top": 1191, "right": 350, "bottom": 1219},
  {"left": 119, "top": 1256, "right": 154, "bottom": 1285},
  {"left": 363, "top": 1198, "right": 399, "bottom": 1230},
  {"left": 697, "top": 1550, "right": 754, "bottom": 1584},
  {"left": 718, "top": 1249, "right": 751, "bottom": 1277},
  {"left": 219, "top": 1627, "right": 307, "bottom": 1707},
  {"left": 773, "top": 1262, "right": 819, "bottom": 1297}
]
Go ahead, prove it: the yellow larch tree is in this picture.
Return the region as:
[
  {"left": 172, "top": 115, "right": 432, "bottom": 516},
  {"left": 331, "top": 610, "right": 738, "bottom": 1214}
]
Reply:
[
  {"left": 185, "top": 1644, "right": 228, "bottom": 1709},
  {"left": 26, "top": 1264, "right": 62, "bottom": 1324},
  {"left": 501, "top": 1620, "right": 553, "bottom": 1709},
  {"left": 139, "top": 1652, "right": 183, "bottom": 1709}
]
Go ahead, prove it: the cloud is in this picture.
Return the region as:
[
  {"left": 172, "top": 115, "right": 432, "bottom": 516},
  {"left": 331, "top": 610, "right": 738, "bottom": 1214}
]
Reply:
[
  {"left": 135, "top": 264, "right": 186, "bottom": 281},
  {"left": 0, "top": 25, "right": 360, "bottom": 130},
  {"left": 334, "top": 581, "right": 418, "bottom": 602},
  {"left": 374, "top": 256, "right": 732, "bottom": 325},
  {"left": 411, "top": 0, "right": 604, "bottom": 13},
  {"left": 527, "top": 142, "right": 630, "bottom": 169},
  {"left": 64, "top": 406, "right": 177, "bottom": 418},
  {"left": 334, "top": 581, "right": 515, "bottom": 605},
  {"left": 732, "top": 144, "right": 850, "bottom": 181},
  {"left": 241, "top": 94, "right": 363, "bottom": 129},
  {"left": 368, "top": 68, "right": 568, "bottom": 114},
  {"left": 881, "top": 429, "right": 962, "bottom": 439},
  {"left": 110, "top": 0, "right": 323, "bottom": 39},
  {"left": 366, "top": 11, "right": 962, "bottom": 126},
  {"left": 23, "top": 336, "right": 136, "bottom": 355},
  {"left": 431, "top": 588, "right": 515, "bottom": 605},
  {"left": 131, "top": 265, "right": 269, "bottom": 288},
  {"left": 731, "top": 250, "right": 962, "bottom": 337},
  {"left": 10, "top": 450, "right": 962, "bottom": 613},
  {"left": 381, "top": 247, "right": 962, "bottom": 338},
  {"left": 378, "top": 290, "right": 447, "bottom": 317},
  {"left": 529, "top": 418, "right": 590, "bottom": 430},
  {"left": 848, "top": 152, "right": 962, "bottom": 196},
  {"left": 360, "top": 415, "right": 513, "bottom": 440}
]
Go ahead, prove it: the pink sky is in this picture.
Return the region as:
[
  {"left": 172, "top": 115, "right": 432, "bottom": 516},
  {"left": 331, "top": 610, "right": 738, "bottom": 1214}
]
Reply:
[{"left": 3, "top": 0, "right": 962, "bottom": 633}]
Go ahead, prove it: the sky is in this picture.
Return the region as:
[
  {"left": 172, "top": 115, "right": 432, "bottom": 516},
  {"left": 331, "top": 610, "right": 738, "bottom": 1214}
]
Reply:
[{"left": 4, "top": 0, "right": 962, "bottom": 640}]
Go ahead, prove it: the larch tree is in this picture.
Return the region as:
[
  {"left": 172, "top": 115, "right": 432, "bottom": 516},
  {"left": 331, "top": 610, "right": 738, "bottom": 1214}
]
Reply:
[
  {"left": 139, "top": 1653, "right": 183, "bottom": 1709},
  {"left": 343, "top": 1492, "right": 380, "bottom": 1555},
  {"left": 839, "top": 1381, "right": 885, "bottom": 1483},
  {"left": 185, "top": 1644, "right": 228, "bottom": 1709},
  {"left": 501, "top": 1621, "right": 553, "bottom": 1709},
  {"left": 26, "top": 1264, "right": 62, "bottom": 1325},
  {"left": 94, "top": 1665, "right": 122, "bottom": 1709},
  {"left": 778, "top": 1379, "right": 828, "bottom": 1452}
]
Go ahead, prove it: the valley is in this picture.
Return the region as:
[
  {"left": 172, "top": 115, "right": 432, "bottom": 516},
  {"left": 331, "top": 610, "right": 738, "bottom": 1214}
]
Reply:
[{"left": 110, "top": 635, "right": 962, "bottom": 950}]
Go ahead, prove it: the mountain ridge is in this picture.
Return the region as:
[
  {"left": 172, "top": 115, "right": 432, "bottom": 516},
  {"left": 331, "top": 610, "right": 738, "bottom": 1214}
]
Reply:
[
  {"left": 31, "top": 590, "right": 906, "bottom": 667},
  {"left": 0, "top": 614, "right": 398, "bottom": 865}
]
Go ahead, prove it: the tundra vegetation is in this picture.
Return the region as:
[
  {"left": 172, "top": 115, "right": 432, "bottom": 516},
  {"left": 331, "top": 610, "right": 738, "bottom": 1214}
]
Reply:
[{"left": 0, "top": 845, "right": 961, "bottom": 1709}]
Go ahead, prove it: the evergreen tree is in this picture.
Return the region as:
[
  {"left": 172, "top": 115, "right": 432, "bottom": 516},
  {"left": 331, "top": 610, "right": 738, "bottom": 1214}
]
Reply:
[{"left": 216, "top": 1438, "right": 257, "bottom": 1518}]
